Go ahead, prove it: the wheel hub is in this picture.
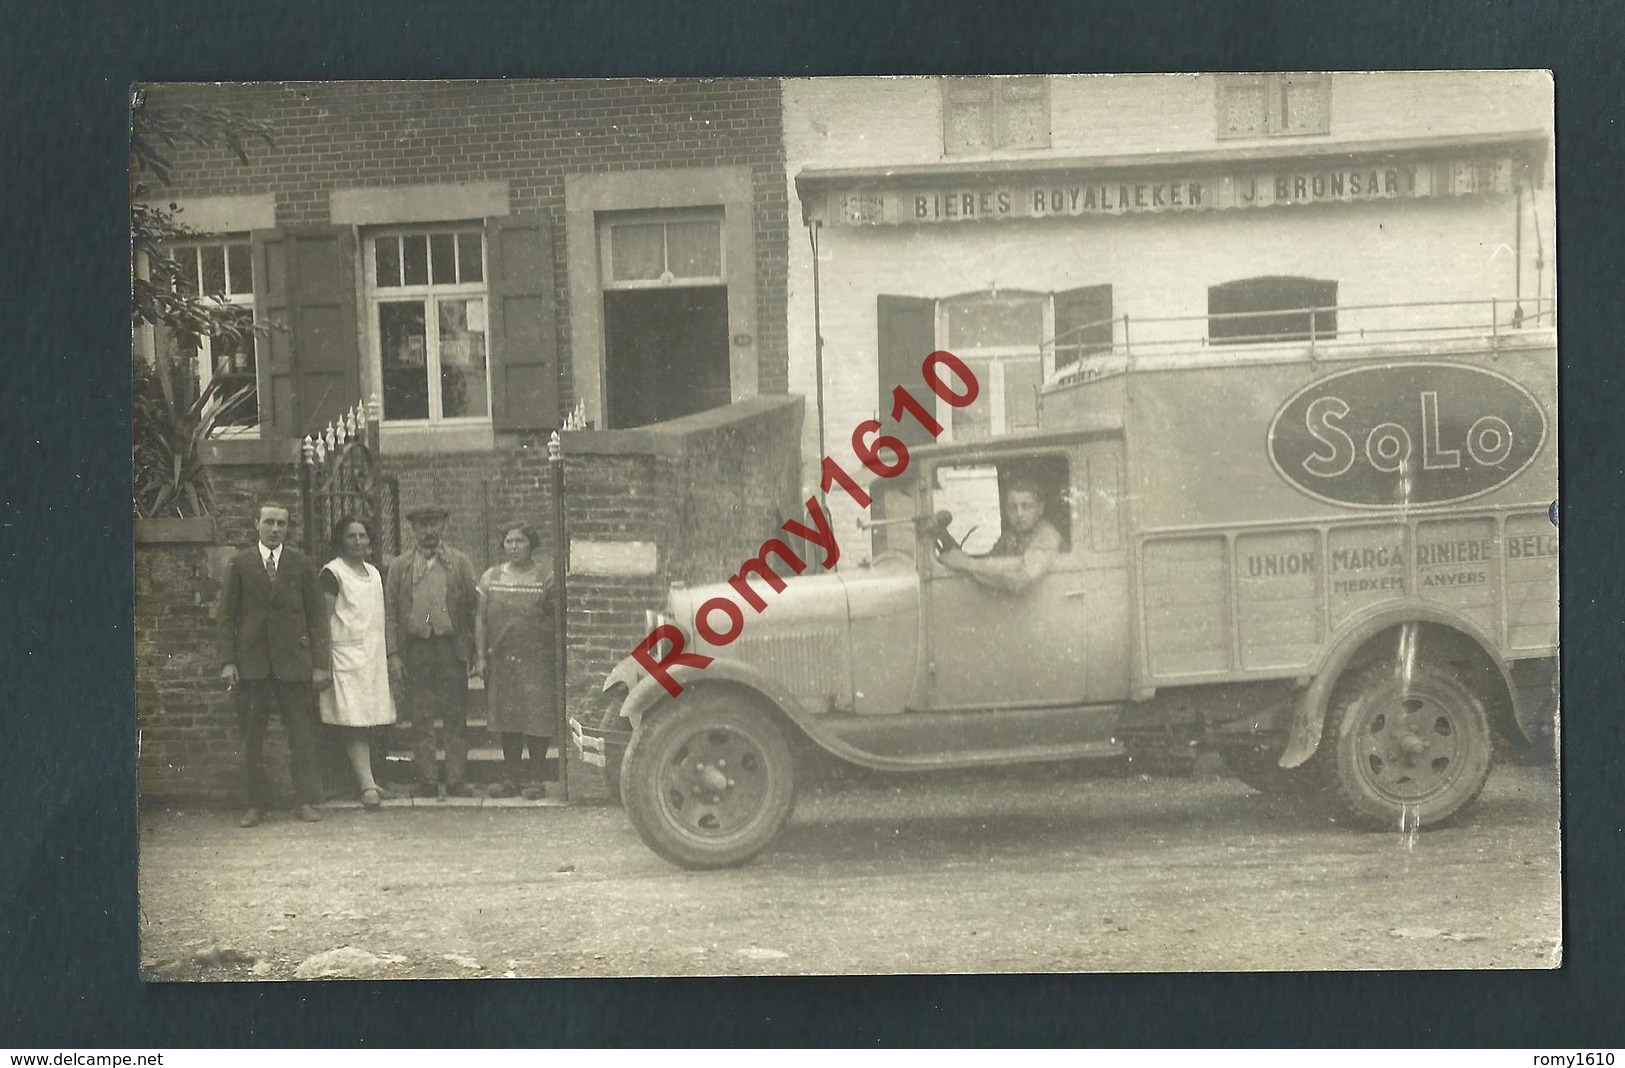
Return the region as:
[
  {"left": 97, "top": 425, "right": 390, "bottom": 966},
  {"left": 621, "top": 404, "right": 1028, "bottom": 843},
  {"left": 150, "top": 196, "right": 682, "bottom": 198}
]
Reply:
[
  {"left": 659, "top": 728, "right": 768, "bottom": 836},
  {"left": 1357, "top": 692, "right": 1462, "bottom": 800}
]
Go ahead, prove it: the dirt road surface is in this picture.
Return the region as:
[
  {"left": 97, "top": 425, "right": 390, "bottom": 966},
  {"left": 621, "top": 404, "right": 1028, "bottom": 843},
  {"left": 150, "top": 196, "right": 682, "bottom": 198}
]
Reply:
[{"left": 139, "top": 761, "right": 1560, "bottom": 979}]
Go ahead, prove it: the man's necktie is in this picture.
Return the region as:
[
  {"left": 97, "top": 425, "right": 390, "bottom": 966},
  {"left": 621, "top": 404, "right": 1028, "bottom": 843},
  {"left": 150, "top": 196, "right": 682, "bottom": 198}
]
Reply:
[{"left": 265, "top": 552, "right": 278, "bottom": 584}]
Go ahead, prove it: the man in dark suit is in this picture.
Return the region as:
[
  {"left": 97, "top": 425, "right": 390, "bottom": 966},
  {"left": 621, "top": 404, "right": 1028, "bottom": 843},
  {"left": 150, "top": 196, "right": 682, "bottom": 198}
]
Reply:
[{"left": 217, "top": 503, "right": 331, "bottom": 827}]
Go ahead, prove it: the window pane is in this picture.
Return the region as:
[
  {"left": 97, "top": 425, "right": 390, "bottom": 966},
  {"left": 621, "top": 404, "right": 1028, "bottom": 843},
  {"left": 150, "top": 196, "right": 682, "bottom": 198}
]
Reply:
[
  {"left": 947, "top": 298, "right": 1042, "bottom": 349},
  {"left": 1000, "top": 79, "right": 1048, "bottom": 148},
  {"left": 1005, "top": 359, "right": 1042, "bottom": 433},
  {"left": 1279, "top": 78, "right": 1330, "bottom": 135},
  {"left": 402, "top": 234, "right": 429, "bottom": 286},
  {"left": 934, "top": 463, "right": 1002, "bottom": 556},
  {"left": 379, "top": 301, "right": 429, "bottom": 419},
  {"left": 214, "top": 334, "right": 259, "bottom": 428},
  {"left": 437, "top": 298, "right": 489, "bottom": 418},
  {"left": 375, "top": 236, "right": 401, "bottom": 287},
  {"left": 226, "top": 244, "right": 253, "bottom": 295},
  {"left": 945, "top": 99, "right": 993, "bottom": 153},
  {"left": 611, "top": 223, "right": 664, "bottom": 281},
  {"left": 1055, "top": 286, "right": 1114, "bottom": 368},
  {"left": 950, "top": 357, "right": 995, "bottom": 442},
  {"left": 173, "top": 247, "right": 200, "bottom": 294},
  {"left": 1209, "top": 276, "right": 1338, "bottom": 344},
  {"left": 430, "top": 233, "right": 456, "bottom": 284},
  {"left": 457, "top": 232, "right": 483, "bottom": 283},
  {"left": 665, "top": 220, "right": 722, "bottom": 279},
  {"left": 1219, "top": 82, "right": 1268, "bottom": 138},
  {"left": 201, "top": 245, "right": 227, "bottom": 295}
]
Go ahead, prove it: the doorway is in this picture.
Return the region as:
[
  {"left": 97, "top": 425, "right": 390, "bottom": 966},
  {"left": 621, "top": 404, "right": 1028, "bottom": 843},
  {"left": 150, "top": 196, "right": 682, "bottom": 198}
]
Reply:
[
  {"left": 602, "top": 287, "right": 730, "bottom": 428},
  {"left": 598, "top": 210, "right": 731, "bottom": 429}
]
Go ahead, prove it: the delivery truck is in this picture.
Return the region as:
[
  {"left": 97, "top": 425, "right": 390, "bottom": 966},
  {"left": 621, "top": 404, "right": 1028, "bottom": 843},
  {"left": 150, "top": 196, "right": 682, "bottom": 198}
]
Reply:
[{"left": 573, "top": 316, "right": 1558, "bottom": 869}]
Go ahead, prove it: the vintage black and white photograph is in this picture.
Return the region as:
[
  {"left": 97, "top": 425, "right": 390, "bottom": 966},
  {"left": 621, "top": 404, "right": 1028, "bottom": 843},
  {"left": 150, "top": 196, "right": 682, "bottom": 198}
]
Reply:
[{"left": 131, "top": 72, "right": 1559, "bottom": 979}]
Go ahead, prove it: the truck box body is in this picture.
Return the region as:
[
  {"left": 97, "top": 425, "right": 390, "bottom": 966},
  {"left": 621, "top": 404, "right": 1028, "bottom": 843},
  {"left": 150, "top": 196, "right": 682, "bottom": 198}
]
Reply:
[{"left": 1038, "top": 336, "right": 1558, "bottom": 692}]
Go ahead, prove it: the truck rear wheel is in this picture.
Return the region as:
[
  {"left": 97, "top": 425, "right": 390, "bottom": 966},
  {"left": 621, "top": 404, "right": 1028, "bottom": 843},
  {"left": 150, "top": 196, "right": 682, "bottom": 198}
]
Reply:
[
  {"left": 1320, "top": 661, "right": 1493, "bottom": 829},
  {"left": 621, "top": 689, "right": 796, "bottom": 869}
]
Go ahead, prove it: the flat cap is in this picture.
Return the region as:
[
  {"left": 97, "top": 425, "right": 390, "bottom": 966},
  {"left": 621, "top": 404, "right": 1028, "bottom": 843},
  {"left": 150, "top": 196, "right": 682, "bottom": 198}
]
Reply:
[{"left": 405, "top": 504, "right": 451, "bottom": 522}]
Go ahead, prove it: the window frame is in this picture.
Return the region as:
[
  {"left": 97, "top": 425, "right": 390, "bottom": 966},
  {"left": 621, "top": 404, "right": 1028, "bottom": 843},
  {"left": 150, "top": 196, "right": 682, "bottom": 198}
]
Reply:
[
  {"left": 364, "top": 222, "right": 493, "bottom": 427},
  {"left": 928, "top": 451, "right": 1075, "bottom": 560},
  {"left": 935, "top": 290, "right": 1048, "bottom": 442},
  {"left": 167, "top": 235, "right": 260, "bottom": 437},
  {"left": 598, "top": 209, "right": 727, "bottom": 291},
  {"left": 941, "top": 76, "right": 1052, "bottom": 156},
  {"left": 1216, "top": 73, "right": 1332, "bottom": 140},
  {"left": 1207, "top": 275, "right": 1339, "bottom": 345}
]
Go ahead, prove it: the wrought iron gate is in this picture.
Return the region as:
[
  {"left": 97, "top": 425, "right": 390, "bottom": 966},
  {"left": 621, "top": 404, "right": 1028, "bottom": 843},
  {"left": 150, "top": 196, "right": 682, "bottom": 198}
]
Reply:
[{"left": 299, "top": 399, "right": 400, "bottom": 564}]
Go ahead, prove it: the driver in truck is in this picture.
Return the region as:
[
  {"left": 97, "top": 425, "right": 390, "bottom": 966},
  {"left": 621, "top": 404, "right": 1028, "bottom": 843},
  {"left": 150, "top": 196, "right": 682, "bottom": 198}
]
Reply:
[{"left": 931, "top": 478, "right": 1062, "bottom": 595}]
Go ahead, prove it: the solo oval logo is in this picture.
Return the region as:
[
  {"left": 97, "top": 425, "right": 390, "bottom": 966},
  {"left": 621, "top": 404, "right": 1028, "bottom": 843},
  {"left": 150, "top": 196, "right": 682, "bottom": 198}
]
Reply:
[{"left": 1268, "top": 362, "right": 1548, "bottom": 508}]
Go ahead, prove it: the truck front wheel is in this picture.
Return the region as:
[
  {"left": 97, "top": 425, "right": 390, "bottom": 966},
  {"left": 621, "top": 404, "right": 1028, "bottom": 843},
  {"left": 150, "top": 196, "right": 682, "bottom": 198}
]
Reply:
[
  {"left": 621, "top": 689, "right": 797, "bottom": 869},
  {"left": 1320, "top": 661, "right": 1494, "bottom": 829}
]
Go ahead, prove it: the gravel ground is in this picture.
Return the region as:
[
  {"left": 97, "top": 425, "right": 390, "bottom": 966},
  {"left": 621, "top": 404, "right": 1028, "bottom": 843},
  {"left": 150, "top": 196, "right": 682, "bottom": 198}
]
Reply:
[{"left": 138, "top": 760, "right": 1561, "bottom": 979}]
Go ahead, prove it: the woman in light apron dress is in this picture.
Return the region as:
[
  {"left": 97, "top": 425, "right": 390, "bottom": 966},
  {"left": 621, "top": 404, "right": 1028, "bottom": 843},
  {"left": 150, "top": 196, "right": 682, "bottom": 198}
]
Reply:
[{"left": 318, "top": 516, "right": 398, "bottom": 807}]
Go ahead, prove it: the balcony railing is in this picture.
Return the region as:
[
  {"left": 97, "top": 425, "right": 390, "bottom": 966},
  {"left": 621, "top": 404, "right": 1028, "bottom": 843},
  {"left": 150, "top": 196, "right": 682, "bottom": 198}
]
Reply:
[{"left": 1046, "top": 296, "right": 1556, "bottom": 385}]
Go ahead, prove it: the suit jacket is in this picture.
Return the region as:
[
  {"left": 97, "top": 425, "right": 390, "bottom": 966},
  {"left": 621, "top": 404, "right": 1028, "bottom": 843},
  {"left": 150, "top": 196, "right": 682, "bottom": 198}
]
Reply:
[
  {"left": 217, "top": 544, "right": 331, "bottom": 681},
  {"left": 384, "top": 544, "right": 479, "bottom": 665}
]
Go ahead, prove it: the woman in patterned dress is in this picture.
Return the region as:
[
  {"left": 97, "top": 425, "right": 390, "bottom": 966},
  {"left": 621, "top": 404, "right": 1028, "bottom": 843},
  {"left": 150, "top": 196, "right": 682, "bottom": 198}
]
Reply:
[
  {"left": 318, "top": 516, "right": 398, "bottom": 808},
  {"left": 472, "top": 521, "right": 557, "bottom": 800}
]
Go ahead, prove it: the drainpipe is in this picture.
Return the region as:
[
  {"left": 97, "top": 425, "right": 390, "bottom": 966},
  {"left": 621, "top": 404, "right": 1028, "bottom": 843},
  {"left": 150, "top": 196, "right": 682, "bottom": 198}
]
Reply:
[
  {"left": 808, "top": 220, "right": 827, "bottom": 483},
  {"left": 1512, "top": 180, "right": 1524, "bottom": 328}
]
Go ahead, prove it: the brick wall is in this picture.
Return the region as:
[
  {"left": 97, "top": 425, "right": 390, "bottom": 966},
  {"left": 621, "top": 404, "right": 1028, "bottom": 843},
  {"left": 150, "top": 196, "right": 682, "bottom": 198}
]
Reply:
[
  {"left": 135, "top": 397, "right": 803, "bottom": 799},
  {"left": 135, "top": 80, "right": 790, "bottom": 407},
  {"left": 136, "top": 465, "right": 297, "bottom": 800}
]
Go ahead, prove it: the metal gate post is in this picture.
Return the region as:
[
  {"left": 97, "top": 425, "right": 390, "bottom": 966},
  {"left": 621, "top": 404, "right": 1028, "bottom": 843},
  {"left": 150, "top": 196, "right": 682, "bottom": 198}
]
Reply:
[{"left": 548, "top": 430, "right": 570, "bottom": 803}]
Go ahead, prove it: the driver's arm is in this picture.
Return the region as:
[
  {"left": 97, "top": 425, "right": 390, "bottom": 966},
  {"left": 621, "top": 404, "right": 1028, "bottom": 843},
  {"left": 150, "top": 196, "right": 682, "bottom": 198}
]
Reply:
[{"left": 939, "top": 529, "right": 1060, "bottom": 595}]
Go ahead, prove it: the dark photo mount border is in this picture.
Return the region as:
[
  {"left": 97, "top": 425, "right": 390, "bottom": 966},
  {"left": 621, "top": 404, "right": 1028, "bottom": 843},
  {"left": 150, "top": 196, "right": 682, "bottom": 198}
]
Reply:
[{"left": 2, "top": 0, "right": 1621, "bottom": 1047}]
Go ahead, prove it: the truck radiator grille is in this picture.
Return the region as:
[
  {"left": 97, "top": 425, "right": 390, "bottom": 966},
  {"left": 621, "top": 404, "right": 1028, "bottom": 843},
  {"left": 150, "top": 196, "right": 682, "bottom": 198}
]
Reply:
[{"left": 733, "top": 628, "right": 849, "bottom": 703}]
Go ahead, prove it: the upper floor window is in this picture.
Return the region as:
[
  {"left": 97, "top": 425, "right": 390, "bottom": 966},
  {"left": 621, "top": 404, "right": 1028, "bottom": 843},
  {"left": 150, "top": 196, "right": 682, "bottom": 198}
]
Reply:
[
  {"left": 368, "top": 226, "right": 490, "bottom": 423},
  {"left": 1217, "top": 74, "right": 1331, "bottom": 139},
  {"left": 1208, "top": 276, "right": 1338, "bottom": 344},
  {"left": 171, "top": 237, "right": 258, "bottom": 433},
  {"left": 942, "top": 76, "right": 1050, "bottom": 155}
]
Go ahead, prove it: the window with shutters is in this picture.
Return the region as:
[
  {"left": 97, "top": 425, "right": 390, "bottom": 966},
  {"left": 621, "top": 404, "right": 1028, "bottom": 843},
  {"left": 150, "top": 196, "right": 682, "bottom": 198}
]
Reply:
[
  {"left": 1208, "top": 276, "right": 1338, "bottom": 344},
  {"left": 169, "top": 236, "right": 259, "bottom": 434},
  {"left": 942, "top": 76, "right": 1050, "bottom": 155},
  {"left": 367, "top": 225, "right": 490, "bottom": 423},
  {"left": 1216, "top": 74, "right": 1331, "bottom": 139},
  {"left": 882, "top": 288, "right": 1114, "bottom": 444},
  {"left": 940, "top": 292, "right": 1045, "bottom": 442}
]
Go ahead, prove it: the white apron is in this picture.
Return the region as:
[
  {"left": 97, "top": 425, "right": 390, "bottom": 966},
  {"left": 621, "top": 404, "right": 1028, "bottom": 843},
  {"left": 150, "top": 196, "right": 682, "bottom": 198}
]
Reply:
[{"left": 318, "top": 559, "right": 397, "bottom": 727}]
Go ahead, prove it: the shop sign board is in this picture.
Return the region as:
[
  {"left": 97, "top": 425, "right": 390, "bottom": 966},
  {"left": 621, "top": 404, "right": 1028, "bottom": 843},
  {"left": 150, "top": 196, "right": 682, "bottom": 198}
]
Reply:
[{"left": 822, "top": 156, "right": 1515, "bottom": 226}]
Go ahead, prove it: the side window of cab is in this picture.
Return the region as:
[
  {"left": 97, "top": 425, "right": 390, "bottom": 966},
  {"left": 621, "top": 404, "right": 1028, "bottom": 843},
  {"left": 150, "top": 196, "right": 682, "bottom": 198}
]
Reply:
[{"left": 930, "top": 452, "right": 1072, "bottom": 559}]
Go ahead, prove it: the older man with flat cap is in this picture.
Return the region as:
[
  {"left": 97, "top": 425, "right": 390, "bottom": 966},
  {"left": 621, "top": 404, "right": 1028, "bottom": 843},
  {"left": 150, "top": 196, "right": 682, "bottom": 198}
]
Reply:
[{"left": 385, "top": 504, "right": 479, "bottom": 797}]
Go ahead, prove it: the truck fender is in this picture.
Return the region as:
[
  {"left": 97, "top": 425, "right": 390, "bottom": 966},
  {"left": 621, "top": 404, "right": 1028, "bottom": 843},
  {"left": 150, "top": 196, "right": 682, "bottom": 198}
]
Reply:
[
  {"left": 602, "top": 654, "right": 644, "bottom": 696},
  {"left": 619, "top": 658, "right": 811, "bottom": 732},
  {"left": 1278, "top": 605, "right": 1529, "bottom": 769}
]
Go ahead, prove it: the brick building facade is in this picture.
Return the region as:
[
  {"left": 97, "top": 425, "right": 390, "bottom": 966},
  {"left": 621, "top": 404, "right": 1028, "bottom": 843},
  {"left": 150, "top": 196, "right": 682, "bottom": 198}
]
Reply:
[{"left": 133, "top": 80, "right": 802, "bottom": 799}]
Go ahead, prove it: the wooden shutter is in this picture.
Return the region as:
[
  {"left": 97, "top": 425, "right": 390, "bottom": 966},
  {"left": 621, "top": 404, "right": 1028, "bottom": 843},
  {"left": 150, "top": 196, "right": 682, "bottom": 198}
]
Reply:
[
  {"left": 251, "top": 226, "right": 361, "bottom": 439},
  {"left": 877, "top": 295, "right": 937, "bottom": 451},
  {"left": 1054, "top": 285, "right": 1113, "bottom": 369},
  {"left": 486, "top": 214, "right": 559, "bottom": 430}
]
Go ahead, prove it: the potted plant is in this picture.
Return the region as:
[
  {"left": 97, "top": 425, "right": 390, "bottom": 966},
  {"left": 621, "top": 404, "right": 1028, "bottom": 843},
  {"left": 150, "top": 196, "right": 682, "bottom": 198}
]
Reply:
[{"left": 130, "top": 99, "right": 274, "bottom": 537}]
